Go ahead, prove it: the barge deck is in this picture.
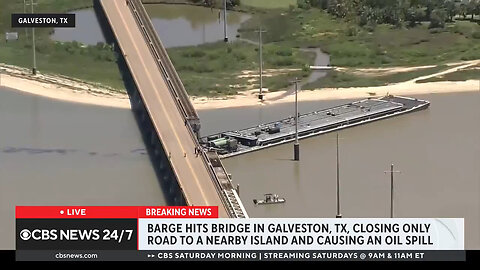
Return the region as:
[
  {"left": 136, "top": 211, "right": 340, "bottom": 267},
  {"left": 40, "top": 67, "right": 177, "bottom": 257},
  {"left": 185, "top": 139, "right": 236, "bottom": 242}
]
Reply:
[{"left": 201, "top": 95, "right": 430, "bottom": 158}]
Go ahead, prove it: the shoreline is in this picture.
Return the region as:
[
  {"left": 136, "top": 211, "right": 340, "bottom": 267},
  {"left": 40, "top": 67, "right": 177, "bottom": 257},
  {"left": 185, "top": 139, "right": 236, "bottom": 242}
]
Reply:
[
  {"left": 0, "top": 73, "right": 131, "bottom": 109},
  {"left": 1, "top": 62, "right": 478, "bottom": 111},
  {"left": 192, "top": 79, "right": 480, "bottom": 110}
]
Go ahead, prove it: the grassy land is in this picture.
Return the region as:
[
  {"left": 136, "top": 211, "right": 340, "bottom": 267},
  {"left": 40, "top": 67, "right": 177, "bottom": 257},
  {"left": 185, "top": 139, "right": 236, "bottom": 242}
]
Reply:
[
  {"left": 240, "top": 0, "right": 296, "bottom": 9},
  {"left": 238, "top": 8, "right": 480, "bottom": 68},
  {"left": 1, "top": 0, "right": 478, "bottom": 95},
  {"left": 168, "top": 41, "right": 311, "bottom": 96},
  {"left": 303, "top": 65, "right": 453, "bottom": 89}
]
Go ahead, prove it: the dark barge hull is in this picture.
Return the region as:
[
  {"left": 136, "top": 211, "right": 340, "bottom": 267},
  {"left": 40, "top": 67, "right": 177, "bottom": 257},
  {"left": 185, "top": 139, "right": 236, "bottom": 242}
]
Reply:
[{"left": 202, "top": 95, "right": 430, "bottom": 159}]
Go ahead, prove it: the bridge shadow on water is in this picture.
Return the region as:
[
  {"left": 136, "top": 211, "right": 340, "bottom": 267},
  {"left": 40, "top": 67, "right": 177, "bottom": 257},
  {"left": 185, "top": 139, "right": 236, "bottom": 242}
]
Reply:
[{"left": 93, "top": 0, "right": 186, "bottom": 206}]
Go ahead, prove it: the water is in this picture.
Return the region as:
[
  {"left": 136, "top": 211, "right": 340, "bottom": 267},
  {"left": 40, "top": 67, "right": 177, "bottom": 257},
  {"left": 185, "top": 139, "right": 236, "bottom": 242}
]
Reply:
[
  {"left": 199, "top": 91, "right": 480, "bottom": 249},
  {"left": 50, "top": 9, "right": 106, "bottom": 46},
  {"left": 51, "top": 5, "right": 251, "bottom": 48},
  {"left": 0, "top": 87, "right": 165, "bottom": 249},
  {"left": 1, "top": 85, "right": 478, "bottom": 249}
]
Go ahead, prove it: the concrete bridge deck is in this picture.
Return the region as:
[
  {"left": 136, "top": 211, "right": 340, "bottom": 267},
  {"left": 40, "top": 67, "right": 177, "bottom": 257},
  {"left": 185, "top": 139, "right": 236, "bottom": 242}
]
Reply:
[{"left": 99, "top": 0, "right": 247, "bottom": 218}]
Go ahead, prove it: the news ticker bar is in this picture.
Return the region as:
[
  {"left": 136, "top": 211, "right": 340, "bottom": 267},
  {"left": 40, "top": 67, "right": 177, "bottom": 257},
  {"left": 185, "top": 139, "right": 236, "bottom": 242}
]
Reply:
[
  {"left": 15, "top": 206, "right": 465, "bottom": 261},
  {"left": 11, "top": 14, "right": 75, "bottom": 28},
  {"left": 16, "top": 250, "right": 466, "bottom": 262}
]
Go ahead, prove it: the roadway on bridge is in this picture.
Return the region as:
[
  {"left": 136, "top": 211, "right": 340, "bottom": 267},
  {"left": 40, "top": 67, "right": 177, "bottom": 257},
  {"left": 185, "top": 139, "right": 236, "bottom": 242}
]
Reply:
[{"left": 100, "top": 0, "right": 227, "bottom": 217}]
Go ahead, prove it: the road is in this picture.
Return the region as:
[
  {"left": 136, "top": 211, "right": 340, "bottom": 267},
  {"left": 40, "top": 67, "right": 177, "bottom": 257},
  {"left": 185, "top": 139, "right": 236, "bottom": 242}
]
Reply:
[{"left": 100, "top": 0, "right": 228, "bottom": 217}]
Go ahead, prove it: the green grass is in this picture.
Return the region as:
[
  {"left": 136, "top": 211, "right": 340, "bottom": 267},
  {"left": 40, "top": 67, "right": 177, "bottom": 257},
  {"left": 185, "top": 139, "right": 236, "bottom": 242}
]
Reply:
[
  {"left": 168, "top": 41, "right": 312, "bottom": 96},
  {"left": 0, "top": 39, "right": 125, "bottom": 89},
  {"left": 240, "top": 0, "right": 296, "bottom": 9},
  {"left": 303, "top": 65, "right": 453, "bottom": 89},
  {"left": 1, "top": 0, "right": 479, "bottom": 95},
  {"left": 303, "top": 71, "right": 385, "bottom": 89},
  {"left": 238, "top": 8, "right": 480, "bottom": 68}
]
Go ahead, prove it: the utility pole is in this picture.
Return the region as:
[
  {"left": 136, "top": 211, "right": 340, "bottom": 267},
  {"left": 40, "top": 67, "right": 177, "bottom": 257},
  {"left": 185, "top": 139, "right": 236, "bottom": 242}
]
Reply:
[
  {"left": 336, "top": 133, "right": 342, "bottom": 218},
  {"left": 23, "top": 0, "right": 28, "bottom": 40},
  {"left": 290, "top": 77, "right": 301, "bottom": 161},
  {"left": 255, "top": 26, "right": 266, "bottom": 101},
  {"left": 223, "top": 0, "right": 228, "bottom": 42},
  {"left": 384, "top": 164, "right": 401, "bottom": 218},
  {"left": 27, "top": 0, "right": 38, "bottom": 75}
]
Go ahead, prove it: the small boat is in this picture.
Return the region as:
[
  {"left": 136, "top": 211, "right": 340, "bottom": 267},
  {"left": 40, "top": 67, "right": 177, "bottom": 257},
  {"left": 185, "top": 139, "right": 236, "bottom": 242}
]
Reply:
[{"left": 253, "top": 193, "right": 286, "bottom": 205}]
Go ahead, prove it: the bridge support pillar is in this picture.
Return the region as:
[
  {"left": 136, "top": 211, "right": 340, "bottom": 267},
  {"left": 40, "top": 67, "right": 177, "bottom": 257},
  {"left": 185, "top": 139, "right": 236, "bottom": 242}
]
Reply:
[
  {"left": 159, "top": 157, "right": 167, "bottom": 172},
  {"left": 131, "top": 90, "right": 142, "bottom": 111},
  {"left": 294, "top": 143, "right": 300, "bottom": 161},
  {"left": 139, "top": 110, "right": 147, "bottom": 123},
  {"left": 173, "top": 195, "right": 180, "bottom": 205},
  {"left": 150, "top": 130, "right": 157, "bottom": 146},
  {"left": 152, "top": 141, "right": 161, "bottom": 157},
  {"left": 168, "top": 181, "right": 177, "bottom": 195},
  {"left": 161, "top": 174, "right": 170, "bottom": 183}
]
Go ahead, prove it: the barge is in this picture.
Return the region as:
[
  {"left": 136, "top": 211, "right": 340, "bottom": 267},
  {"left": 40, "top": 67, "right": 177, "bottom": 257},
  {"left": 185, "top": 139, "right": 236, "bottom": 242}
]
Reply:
[{"left": 201, "top": 95, "right": 430, "bottom": 158}]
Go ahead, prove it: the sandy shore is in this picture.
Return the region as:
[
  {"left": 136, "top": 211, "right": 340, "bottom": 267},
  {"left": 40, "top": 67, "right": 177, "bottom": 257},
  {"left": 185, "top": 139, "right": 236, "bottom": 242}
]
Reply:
[
  {"left": 1, "top": 61, "right": 478, "bottom": 111},
  {"left": 0, "top": 73, "right": 131, "bottom": 109},
  {"left": 0, "top": 64, "right": 131, "bottom": 109},
  {"left": 192, "top": 79, "right": 479, "bottom": 110},
  {"left": 193, "top": 60, "right": 479, "bottom": 109}
]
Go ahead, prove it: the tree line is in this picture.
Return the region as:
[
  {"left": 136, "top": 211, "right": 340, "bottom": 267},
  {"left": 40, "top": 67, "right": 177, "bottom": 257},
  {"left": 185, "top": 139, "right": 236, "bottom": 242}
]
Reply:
[
  {"left": 297, "top": 0, "right": 480, "bottom": 28},
  {"left": 190, "top": 0, "right": 240, "bottom": 8}
]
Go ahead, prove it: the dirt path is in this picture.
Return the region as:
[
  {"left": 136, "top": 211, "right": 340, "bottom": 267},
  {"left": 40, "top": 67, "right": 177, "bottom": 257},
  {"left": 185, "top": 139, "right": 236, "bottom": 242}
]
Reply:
[{"left": 407, "top": 60, "right": 480, "bottom": 83}]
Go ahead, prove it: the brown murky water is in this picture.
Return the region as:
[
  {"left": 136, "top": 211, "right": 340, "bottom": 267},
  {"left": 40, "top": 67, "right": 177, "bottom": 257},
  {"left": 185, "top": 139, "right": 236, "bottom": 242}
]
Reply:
[
  {"left": 1, "top": 86, "right": 478, "bottom": 249},
  {"left": 51, "top": 5, "right": 250, "bottom": 47},
  {"left": 199, "top": 91, "right": 480, "bottom": 249},
  {"left": 0, "top": 87, "right": 165, "bottom": 249}
]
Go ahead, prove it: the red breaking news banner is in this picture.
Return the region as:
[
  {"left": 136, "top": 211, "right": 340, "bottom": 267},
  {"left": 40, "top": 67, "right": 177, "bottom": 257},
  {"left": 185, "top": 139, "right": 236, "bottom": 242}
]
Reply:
[
  {"left": 15, "top": 206, "right": 218, "bottom": 253},
  {"left": 15, "top": 206, "right": 219, "bottom": 219}
]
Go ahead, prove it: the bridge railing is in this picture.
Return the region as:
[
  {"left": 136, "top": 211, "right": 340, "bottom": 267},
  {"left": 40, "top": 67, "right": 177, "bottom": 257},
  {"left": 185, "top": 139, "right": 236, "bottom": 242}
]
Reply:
[
  {"left": 128, "top": 0, "right": 199, "bottom": 131},
  {"left": 126, "top": 0, "right": 248, "bottom": 218}
]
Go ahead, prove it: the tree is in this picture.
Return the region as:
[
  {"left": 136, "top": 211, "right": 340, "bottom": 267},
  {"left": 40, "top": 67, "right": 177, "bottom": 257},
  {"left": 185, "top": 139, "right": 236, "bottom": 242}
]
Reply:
[
  {"left": 474, "top": 0, "right": 480, "bottom": 20},
  {"left": 429, "top": 8, "right": 447, "bottom": 28},
  {"left": 312, "top": 0, "right": 329, "bottom": 9},
  {"left": 406, "top": 6, "right": 426, "bottom": 27},
  {"left": 327, "top": 0, "right": 358, "bottom": 19},
  {"left": 227, "top": 0, "right": 240, "bottom": 8},
  {"left": 444, "top": 0, "right": 457, "bottom": 22},
  {"left": 419, "top": 0, "right": 437, "bottom": 20},
  {"left": 297, "top": 0, "right": 311, "bottom": 9},
  {"left": 467, "top": 0, "right": 477, "bottom": 20},
  {"left": 459, "top": 3, "right": 468, "bottom": 19},
  {"left": 381, "top": 5, "right": 404, "bottom": 26}
]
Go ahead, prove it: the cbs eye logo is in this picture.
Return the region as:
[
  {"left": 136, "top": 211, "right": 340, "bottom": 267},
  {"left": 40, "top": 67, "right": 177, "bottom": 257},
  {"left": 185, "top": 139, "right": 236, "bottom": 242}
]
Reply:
[{"left": 19, "top": 229, "right": 32, "bottom": 240}]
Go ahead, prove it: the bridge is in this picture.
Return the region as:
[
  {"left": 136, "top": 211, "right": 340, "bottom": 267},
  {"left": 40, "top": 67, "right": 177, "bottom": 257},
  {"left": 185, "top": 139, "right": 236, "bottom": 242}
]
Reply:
[{"left": 98, "top": 0, "right": 247, "bottom": 218}]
